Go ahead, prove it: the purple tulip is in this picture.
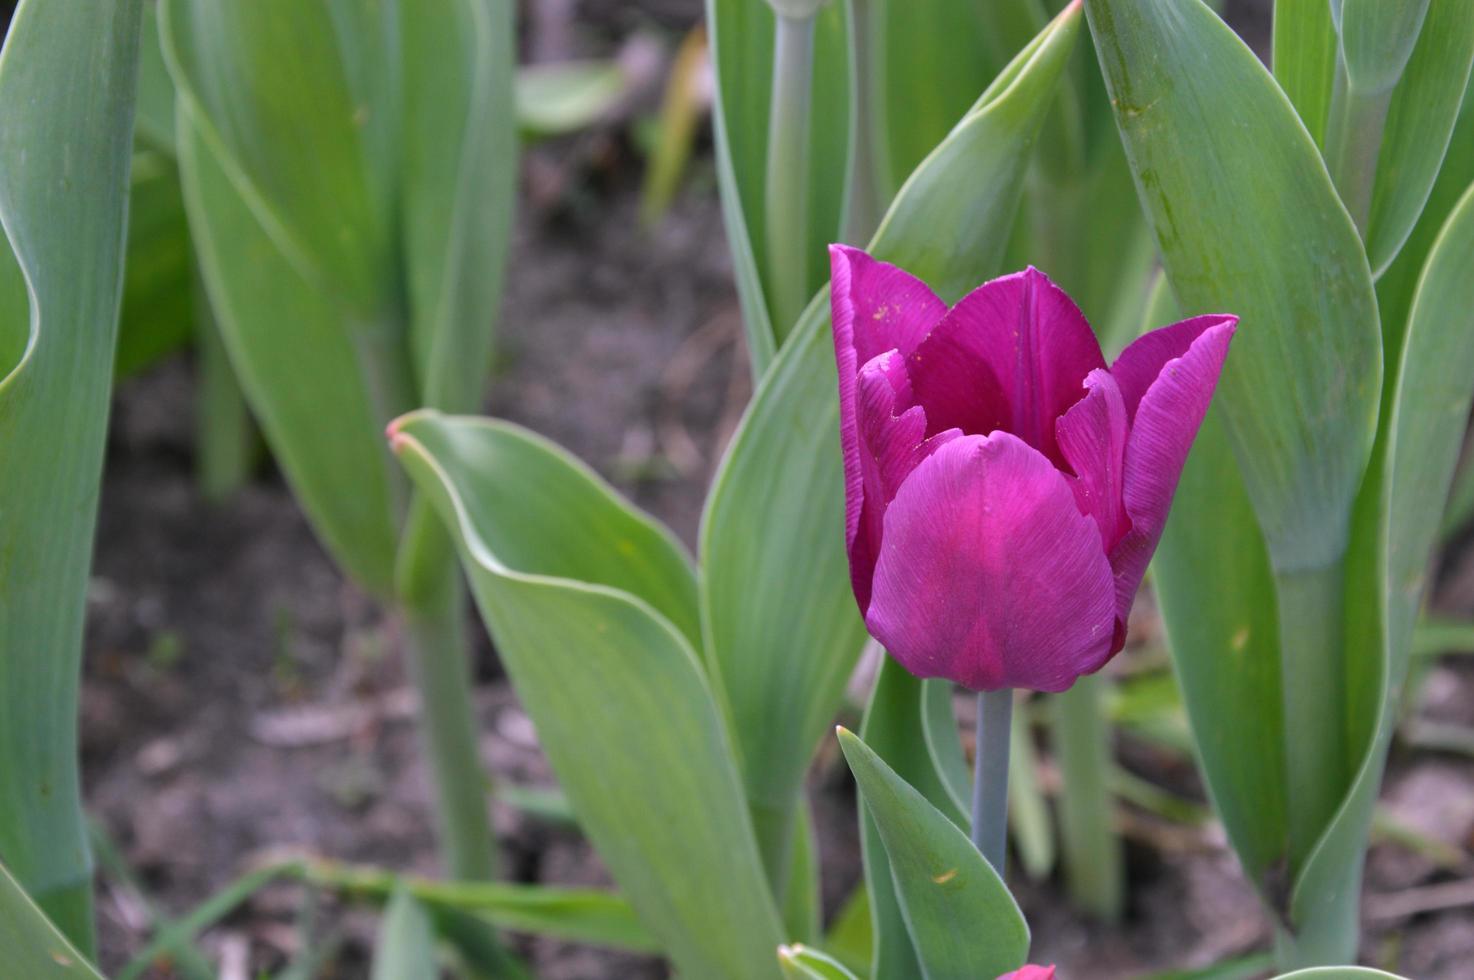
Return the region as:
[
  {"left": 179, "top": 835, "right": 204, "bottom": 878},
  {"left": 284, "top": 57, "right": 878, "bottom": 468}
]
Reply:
[{"left": 830, "top": 245, "right": 1236, "bottom": 693}]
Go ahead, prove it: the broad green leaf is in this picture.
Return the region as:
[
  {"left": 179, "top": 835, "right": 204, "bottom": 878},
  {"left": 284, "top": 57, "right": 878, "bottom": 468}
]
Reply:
[
  {"left": 779, "top": 944, "right": 862, "bottom": 980},
  {"left": 0, "top": 0, "right": 142, "bottom": 951},
  {"left": 371, "top": 887, "right": 438, "bottom": 980},
  {"left": 1339, "top": 0, "right": 1431, "bottom": 96},
  {"left": 391, "top": 413, "right": 782, "bottom": 980},
  {"left": 135, "top": 2, "right": 177, "bottom": 154},
  {"left": 1272, "top": 0, "right": 1338, "bottom": 144},
  {"left": 1138, "top": 276, "right": 1290, "bottom": 892},
  {"left": 0, "top": 861, "right": 104, "bottom": 979},
  {"left": 704, "top": 0, "right": 849, "bottom": 363},
  {"left": 1086, "top": 0, "right": 1381, "bottom": 570},
  {"left": 515, "top": 61, "right": 625, "bottom": 138},
  {"left": 823, "top": 886, "right": 873, "bottom": 977},
  {"left": 700, "top": 0, "right": 1080, "bottom": 898},
  {"left": 783, "top": 801, "right": 822, "bottom": 943},
  {"left": 162, "top": 0, "right": 516, "bottom": 594},
  {"left": 1295, "top": 180, "right": 1474, "bottom": 964},
  {"left": 838, "top": 729, "right": 1029, "bottom": 980}
]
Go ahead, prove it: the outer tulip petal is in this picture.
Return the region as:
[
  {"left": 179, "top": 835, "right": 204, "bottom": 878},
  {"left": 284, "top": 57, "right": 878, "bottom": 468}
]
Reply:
[
  {"left": 866, "top": 433, "right": 1117, "bottom": 693},
  {"left": 850, "top": 351, "right": 959, "bottom": 609},
  {"left": 1056, "top": 368, "right": 1130, "bottom": 553},
  {"left": 830, "top": 244, "right": 948, "bottom": 363},
  {"left": 831, "top": 246, "right": 949, "bottom": 611},
  {"left": 1110, "top": 314, "right": 1238, "bottom": 422},
  {"left": 908, "top": 267, "right": 1105, "bottom": 464},
  {"left": 1108, "top": 319, "right": 1237, "bottom": 621}
]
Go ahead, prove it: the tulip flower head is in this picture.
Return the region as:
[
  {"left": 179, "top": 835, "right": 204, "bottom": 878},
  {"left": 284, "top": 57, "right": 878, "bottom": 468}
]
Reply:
[{"left": 830, "top": 245, "right": 1235, "bottom": 693}]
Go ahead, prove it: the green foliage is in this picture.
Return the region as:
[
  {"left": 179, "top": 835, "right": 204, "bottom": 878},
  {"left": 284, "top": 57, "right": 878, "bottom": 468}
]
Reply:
[
  {"left": 0, "top": 0, "right": 142, "bottom": 952},
  {"left": 392, "top": 414, "right": 784, "bottom": 980},
  {"left": 0, "top": 861, "right": 105, "bottom": 979},
  {"left": 838, "top": 729, "right": 1029, "bottom": 980},
  {"left": 779, "top": 943, "right": 863, "bottom": 980},
  {"left": 372, "top": 887, "right": 439, "bottom": 980}
]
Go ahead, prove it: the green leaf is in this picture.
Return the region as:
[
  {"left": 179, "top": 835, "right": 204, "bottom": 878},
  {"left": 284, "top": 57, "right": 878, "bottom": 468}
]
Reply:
[
  {"left": 1295, "top": 178, "right": 1474, "bottom": 965},
  {"left": 391, "top": 413, "right": 782, "bottom": 980},
  {"left": 1086, "top": 0, "right": 1382, "bottom": 570},
  {"left": 823, "top": 886, "right": 873, "bottom": 978},
  {"left": 779, "top": 944, "right": 863, "bottom": 980},
  {"left": 1136, "top": 275, "right": 1290, "bottom": 892},
  {"left": 1363, "top": 0, "right": 1474, "bottom": 275},
  {"left": 115, "top": 154, "right": 194, "bottom": 379},
  {"left": 1271, "top": 971, "right": 1405, "bottom": 980},
  {"left": 1339, "top": 0, "right": 1431, "bottom": 96},
  {"left": 162, "top": 0, "right": 516, "bottom": 594},
  {"left": 699, "top": 0, "right": 1080, "bottom": 901},
  {"left": 0, "top": 861, "right": 104, "bottom": 979},
  {"left": 1272, "top": 0, "right": 1338, "bottom": 144},
  {"left": 838, "top": 728, "right": 1029, "bottom": 980},
  {"left": 782, "top": 801, "right": 822, "bottom": 944},
  {"left": 0, "top": 0, "right": 142, "bottom": 951},
  {"left": 704, "top": 0, "right": 850, "bottom": 363},
  {"left": 858, "top": 660, "right": 968, "bottom": 980},
  {"left": 515, "top": 61, "right": 625, "bottom": 138},
  {"left": 372, "top": 887, "right": 439, "bottom": 980}
]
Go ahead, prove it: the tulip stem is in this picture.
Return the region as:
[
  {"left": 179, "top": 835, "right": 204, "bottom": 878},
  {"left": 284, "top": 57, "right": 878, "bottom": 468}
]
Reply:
[
  {"left": 842, "top": 0, "right": 886, "bottom": 244},
  {"left": 971, "top": 688, "right": 1014, "bottom": 876},
  {"left": 764, "top": 10, "right": 817, "bottom": 339},
  {"left": 397, "top": 501, "right": 499, "bottom": 883}
]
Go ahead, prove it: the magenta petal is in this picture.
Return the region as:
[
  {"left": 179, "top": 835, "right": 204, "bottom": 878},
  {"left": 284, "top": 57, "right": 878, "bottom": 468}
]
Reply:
[
  {"left": 849, "top": 351, "right": 959, "bottom": 610},
  {"left": 909, "top": 267, "right": 1105, "bottom": 463},
  {"left": 1108, "top": 319, "right": 1237, "bottom": 622},
  {"left": 1056, "top": 368, "right": 1130, "bottom": 553},
  {"left": 831, "top": 246, "right": 949, "bottom": 611},
  {"left": 829, "top": 244, "right": 948, "bottom": 363},
  {"left": 1110, "top": 314, "right": 1239, "bottom": 422},
  {"left": 866, "top": 433, "right": 1117, "bottom": 693}
]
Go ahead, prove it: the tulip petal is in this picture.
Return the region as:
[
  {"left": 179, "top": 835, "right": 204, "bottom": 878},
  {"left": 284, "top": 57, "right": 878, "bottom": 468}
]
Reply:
[
  {"left": 850, "top": 351, "right": 960, "bottom": 609},
  {"left": 1110, "top": 314, "right": 1238, "bottom": 422},
  {"left": 1109, "top": 319, "right": 1237, "bottom": 621},
  {"left": 998, "top": 967, "right": 1057, "bottom": 980},
  {"left": 1056, "top": 368, "right": 1130, "bottom": 554},
  {"left": 831, "top": 246, "right": 950, "bottom": 611},
  {"left": 909, "top": 267, "right": 1105, "bottom": 464},
  {"left": 829, "top": 244, "right": 948, "bottom": 363},
  {"left": 866, "top": 433, "right": 1117, "bottom": 693}
]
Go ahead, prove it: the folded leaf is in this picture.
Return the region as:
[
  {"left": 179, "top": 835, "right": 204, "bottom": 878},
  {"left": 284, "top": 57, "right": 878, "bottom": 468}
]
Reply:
[
  {"left": 392, "top": 412, "right": 782, "bottom": 980},
  {"left": 1086, "top": 0, "right": 1381, "bottom": 570},
  {"left": 780, "top": 944, "right": 863, "bottom": 980},
  {"left": 838, "top": 728, "right": 1029, "bottom": 980}
]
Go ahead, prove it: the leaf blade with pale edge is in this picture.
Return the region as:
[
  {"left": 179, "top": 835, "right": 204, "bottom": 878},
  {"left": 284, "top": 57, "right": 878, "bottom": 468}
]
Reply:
[
  {"left": 699, "top": 1, "right": 1081, "bottom": 891},
  {"left": 1085, "top": 0, "right": 1381, "bottom": 569},
  {"left": 838, "top": 728, "right": 1029, "bottom": 980},
  {"left": 0, "top": 861, "right": 104, "bottom": 979},
  {"left": 1364, "top": 0, "right": 1474, "bottom": 276},
  {"left": 1296, "top": 182, "right": 1474, "bottom": 962},
  {"left": 371, "top": 887, "right": 438, "bottom": 980},
  {"left": 391, "top": 412, "right": 781, "bottom": 980},
  {"left": 779, "top": 944, "right": 862, "bottom": 980},
  {"left": 1137, "top": 275, "right": 1289, "bottom": 891},
  {"left": 0, "top": 0, "right": 142, "bottom": 950}
]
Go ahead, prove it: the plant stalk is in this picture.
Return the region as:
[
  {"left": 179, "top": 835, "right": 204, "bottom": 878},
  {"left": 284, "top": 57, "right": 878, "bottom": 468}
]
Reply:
[
  {"left": 1053, "top": 674, "right": 1124, "bottom": 921},
  {"left": 971, "top": 688, "right": 1014, "bottom": 876},
  {"left": 398, "top": 503, "right": 498, "bottom": 883},
  {"left": 764, "top": 11, "right": 817, "bottom": 336},
  {"left": 1276, "top": 557, "right": 1349, "bottom": 872},
  {"left": 194, "top": 278, "right": 255, "bottom": 502},
  {"left": 1322, "top": 54, "right": 1392, "bottom": 236},
  {"left": 841, "top": 0, "right": 886, "bottom": 243}
]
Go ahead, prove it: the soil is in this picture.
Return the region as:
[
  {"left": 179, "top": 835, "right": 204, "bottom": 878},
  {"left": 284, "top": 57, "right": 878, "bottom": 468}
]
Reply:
[{"left": 44, "top": 0, "right": 1474, "bottom": 978}]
